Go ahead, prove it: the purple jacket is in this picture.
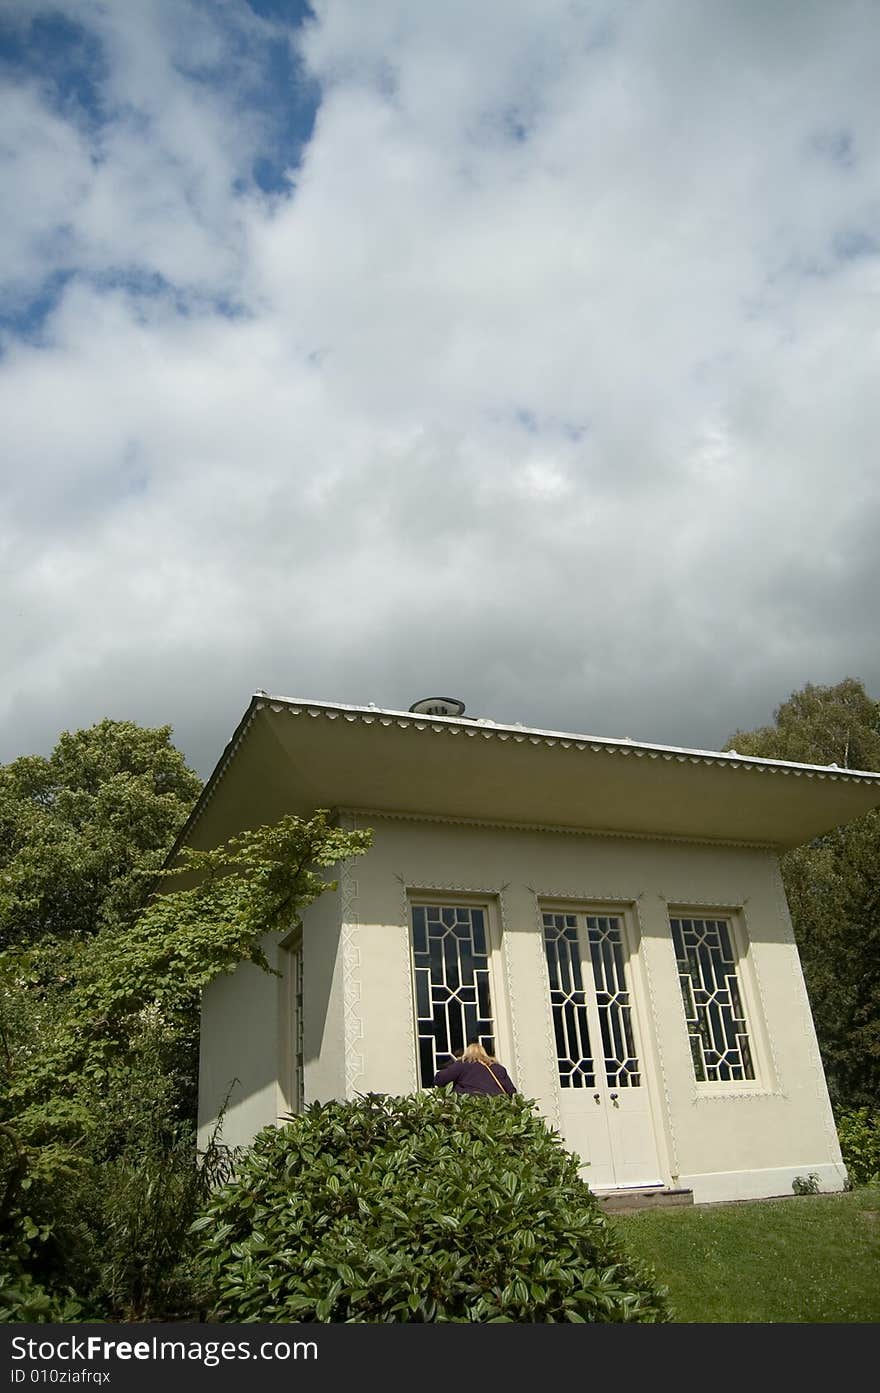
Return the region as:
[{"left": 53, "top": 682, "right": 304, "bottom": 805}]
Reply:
[{"left": 434, "top": 1058, "right": 517, "bottom": 1096}]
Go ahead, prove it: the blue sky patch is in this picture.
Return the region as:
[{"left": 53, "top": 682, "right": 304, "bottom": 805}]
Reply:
[
  {"left": 0, "top": 270, "right": 75, "bottom": 349},
  {"left": 241, "top": 33, "right": 319, "bottom": 192},
  {"left": 244, "top": 0, "right": 315, "bottom": 23},
  {"left": 0, "top": 2, "right": 323, "bottom": 339},
  {"left": 0, "top": 11, "right": 107, "bottom": 130}
]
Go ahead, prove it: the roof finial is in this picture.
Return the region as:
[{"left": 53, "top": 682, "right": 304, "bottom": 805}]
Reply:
[{"left": 409, "top": 697, "right": 466, "bottom": 717}]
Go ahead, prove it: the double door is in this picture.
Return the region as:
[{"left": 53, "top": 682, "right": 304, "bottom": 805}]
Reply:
[{"left": 543, "top": 909, "right": 662, "bottom": 1190}]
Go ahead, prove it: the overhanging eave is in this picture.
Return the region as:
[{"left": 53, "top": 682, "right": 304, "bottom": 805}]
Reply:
[{"left": 172, "top": 696, "right": 880, "bottom": 856}]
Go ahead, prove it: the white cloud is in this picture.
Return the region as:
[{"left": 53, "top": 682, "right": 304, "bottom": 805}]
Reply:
[
  {"left": 0, "top": 82, "right": 92, "bottom": 303},
  {"left": 1, "top": 0, "right": 879, "bottom": 775}
]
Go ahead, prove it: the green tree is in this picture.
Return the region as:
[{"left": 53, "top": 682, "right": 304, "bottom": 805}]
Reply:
[
  {"left": 726, "top": 678, "right": 880, "bottom": 1108},
  {"left": 5, "top": 813, "right": 374, "bottom": 1122},
  {"left": 0, "top": 719, "right": 206, "bottom": 1315},
  {"left": 0, "top": 719, "right": 203, "bottom": 949},
  {"left": 0, "top": 716, "right": 373, "bottom": 1319},
  {"left": 727, "top": 677, "right": 880, "bottom": 771}
]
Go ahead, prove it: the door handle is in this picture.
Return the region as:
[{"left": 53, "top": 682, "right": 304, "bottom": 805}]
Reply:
[
  {"left": 610, "top": 1092, "right": 619, "bottom": 1102},
  {"left": 593, "top": 1093, "right": 601, "bottom": 1103}
]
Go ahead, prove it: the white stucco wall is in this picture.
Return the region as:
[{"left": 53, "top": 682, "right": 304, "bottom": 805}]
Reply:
[
  {"left": 199, "top": 815, "right": 844, "bottom": 1202},
  {"left": 198, "top": 878, "right": 346, "bottom": 1152},
  {"left": 197, "top": 935, "right": 281, "bottom": 1152},
  {"left": 337, "top": 816, "right": 843, "bottom": 1201}
]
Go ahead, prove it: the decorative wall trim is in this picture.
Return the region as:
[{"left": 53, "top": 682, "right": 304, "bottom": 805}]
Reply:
[
  {"left": 393, "top": 876, "right": 421, "bottom": 1095},
  {"left": 340, "top": 806, "right": 775, "bottom": 851},
  {"left": 338, "top": 812, "right": 363, "bottom": 1098},
  {"left": 529, "top": 887, "right": 646, "bottom": 905},
  {"left": 496, "top": 887, "right": 523, "bottom": 1090},
  {"left": 404, "top": 881, "right": 507, "bottom": 898},
  {"left": 689, "top": 1090, "right": 783, "bottom": 1103},
  {"left": 658, "top": 893, "right": 751, "bottom": 907}
]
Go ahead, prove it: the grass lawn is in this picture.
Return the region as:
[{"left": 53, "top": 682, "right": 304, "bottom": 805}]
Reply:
[{"left": 612, "top": 1184, "right": 880, "bottom": 1322}]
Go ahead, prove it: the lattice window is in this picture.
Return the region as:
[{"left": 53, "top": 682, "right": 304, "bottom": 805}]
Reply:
[
  {"left": 411, "top": 904, "right": 495, "bottom": 1087},
  {"left": 542, "top": 911, "right": 641, "bottom": 1089},
  {"left": 586, "top": 915, "right": 641, "bottom": 1088},
  {"left": 670, "top": 916, "right": 755, "bottom": 1083},
  {"left": 543, "top": 912, "right": 595, "bottom": 1088}
]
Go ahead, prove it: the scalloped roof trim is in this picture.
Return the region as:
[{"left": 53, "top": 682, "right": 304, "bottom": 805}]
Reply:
[{"left": 254, "top": 694, "right": 880, "bottom": 785}]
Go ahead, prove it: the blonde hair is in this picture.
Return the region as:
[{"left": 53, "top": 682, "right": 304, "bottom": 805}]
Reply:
[{"left": 461, "top": 1042, "right": 496, "bottom": 1064}]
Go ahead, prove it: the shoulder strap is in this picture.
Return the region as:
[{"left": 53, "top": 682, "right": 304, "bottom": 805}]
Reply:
[{"left": 479, "top": 1060, "right": 511, "bottom": 1095}]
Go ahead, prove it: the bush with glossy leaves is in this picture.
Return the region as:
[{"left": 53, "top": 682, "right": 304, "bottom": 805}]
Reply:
[{"left": 194, "top": 1091, "right": 668, "bottom": 1323}]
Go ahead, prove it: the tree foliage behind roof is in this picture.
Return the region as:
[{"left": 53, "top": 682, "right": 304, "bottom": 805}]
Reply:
[
  {"left": 0, "top": 719, "right": 203, "bottom": 949},
  {"left": 726, "top": 677, "right": 880, "bottom": 771},
  {"left": 727, "top": 677, "right": 880, "bottom": 1109}
]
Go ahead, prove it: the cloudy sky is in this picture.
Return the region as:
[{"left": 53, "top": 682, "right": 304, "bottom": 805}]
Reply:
[{"left": 2, "top": 0, "right": 879, "bottom": 779}]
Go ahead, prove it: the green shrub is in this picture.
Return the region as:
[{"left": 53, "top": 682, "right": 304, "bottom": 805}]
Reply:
[
  {"left": 83, "top": 1141, "right": 214, "bottom": 1319},
  {"left": 0, "top": 1145, "right": 201, "bottom": 1323},
  {"left": 193, "top": 1091, "right": 668, "bottom": 1323},
  {"left": 0, "top": 1267, "right": 86, "bottom": 1324},
  {"left": 791, "top": 1173, "right": 820, "bottom": 1195},
  {"left": 836, "top": 1108, "right": 880, "bottom": 1187},
  {"left": 0, "top": 1106, "right": 236, "bottom": 1322}
]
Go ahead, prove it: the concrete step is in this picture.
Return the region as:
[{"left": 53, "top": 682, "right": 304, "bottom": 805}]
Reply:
[{"left": 594, "top": 1186, "right": 694, "bottom": 1214}]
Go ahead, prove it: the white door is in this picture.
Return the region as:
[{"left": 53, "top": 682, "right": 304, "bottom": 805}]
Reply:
[{"left": 542, "top": 910, "right": 662, "bottom": 1190}]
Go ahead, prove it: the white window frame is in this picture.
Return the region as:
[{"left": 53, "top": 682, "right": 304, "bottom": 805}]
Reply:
[
  {"left": 407, "top": 892, "right": 512, "bottom": 1091},
  {"left": 668, "top": 906, "right": 770, "bottom": 1094}
]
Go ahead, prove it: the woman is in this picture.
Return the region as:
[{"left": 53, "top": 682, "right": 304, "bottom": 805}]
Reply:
[{"left": 434, "top": 1041, "right": 517, "bottom": 1096}]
